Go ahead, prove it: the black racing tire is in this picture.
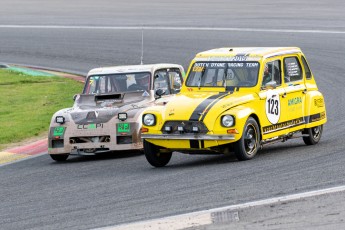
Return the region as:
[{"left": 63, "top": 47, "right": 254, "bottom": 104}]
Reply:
[
  {"left": 50, "top": 154, "right": 69, "bottom": 162},
  {"left": 234, "top": 117, "right": 260, "bottom": 161},
  {"left": 303, "top": 125, "right": 323, "bottom": 145},
  {"left": 144, "top": 140, "right": 172, "bottom": 167}
]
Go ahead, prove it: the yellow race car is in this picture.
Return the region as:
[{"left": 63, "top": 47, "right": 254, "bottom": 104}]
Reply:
[{"left": 141, "top": 47, "right": 327, "bottom": 167}]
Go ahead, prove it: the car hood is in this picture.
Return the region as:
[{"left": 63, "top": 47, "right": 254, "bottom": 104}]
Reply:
[
  {"left": 163, "top": 91, "right": 256, "bottom": 122},
  {"left": 65, "top": 91, "right": 155, "bottom": 124}
]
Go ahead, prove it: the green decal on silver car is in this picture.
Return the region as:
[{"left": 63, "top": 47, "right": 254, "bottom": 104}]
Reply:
[
  {"left": 53, "top": 127, "right": 65, "bottom": 136},
  {"left": 88, "top": 124, "right": 96, "bottom": 129},
  {"left": 118, "top": 123, "right": 130, "bottom": 133}
]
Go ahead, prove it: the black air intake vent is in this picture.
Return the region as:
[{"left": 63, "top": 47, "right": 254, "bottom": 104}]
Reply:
[{"left": 95, "top": 94, "right": 123, "bottom": 101}]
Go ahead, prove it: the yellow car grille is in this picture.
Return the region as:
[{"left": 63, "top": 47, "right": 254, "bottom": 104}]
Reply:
[{"left": 161, "top": 121, "right": 208, "bottom": 134}]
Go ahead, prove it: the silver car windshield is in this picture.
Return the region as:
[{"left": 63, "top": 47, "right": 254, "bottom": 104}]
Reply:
[
  {"left": 186, "top": 62, "right": 259, "bottom": 88},
  {"left": 83, "top": 72, "right": 151, "bottom": 94}
]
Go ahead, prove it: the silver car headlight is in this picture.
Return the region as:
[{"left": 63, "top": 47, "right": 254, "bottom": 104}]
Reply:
[
  {"left": 143, "top": 114, "right": 156, "bottom": 126},
  {"left": 221, "top": 115, "right": 234, "bottom": 127},
  {"left": 55, "top": 116, "right": 65, "bottom": 124}
]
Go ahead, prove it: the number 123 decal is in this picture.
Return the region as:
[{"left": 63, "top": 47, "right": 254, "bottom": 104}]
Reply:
[{"left": 266, "top": 90, "right": 281, "bottom": 124}]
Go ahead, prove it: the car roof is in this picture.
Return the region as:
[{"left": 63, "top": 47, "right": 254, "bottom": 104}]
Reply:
[
  {"left": 195, "top": 47, "right": 302, "bottom": 60},
  {"left": 87, "top": 63, "right": 182, "bottom": 76}
]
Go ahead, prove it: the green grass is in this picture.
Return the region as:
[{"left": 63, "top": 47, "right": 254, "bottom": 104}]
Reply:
[{"left": 0, "top": 69, "right": 83, "bottom": 150}]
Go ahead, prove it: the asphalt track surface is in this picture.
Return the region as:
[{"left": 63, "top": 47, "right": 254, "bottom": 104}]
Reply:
[{"left": 1, "top": 0, "right": 345, "bottom": 229}]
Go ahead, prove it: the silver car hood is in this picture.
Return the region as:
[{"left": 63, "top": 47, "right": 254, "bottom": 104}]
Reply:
[{"left": 70, "top": 91, "right": 153, "bottom": 124}]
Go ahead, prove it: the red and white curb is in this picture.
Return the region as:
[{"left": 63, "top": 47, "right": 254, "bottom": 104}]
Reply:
[{"left": 0, "top": 139, "right": 47, "bottom": 165}]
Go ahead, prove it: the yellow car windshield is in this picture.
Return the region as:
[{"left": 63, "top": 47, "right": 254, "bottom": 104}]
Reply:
[{"left": 186, "top": 62, "right": 259, "bottom": 88}]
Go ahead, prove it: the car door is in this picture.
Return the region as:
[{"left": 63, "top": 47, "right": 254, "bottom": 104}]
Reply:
[
  {"left": 259, "top": 59, "right": 290, "bottom": 140},
  {"left": 282, "top": 55, "right": 307, "bottom": 132}
]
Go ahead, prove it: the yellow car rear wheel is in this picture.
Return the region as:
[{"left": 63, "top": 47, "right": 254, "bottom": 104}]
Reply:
[{"left": 303, "top": 125, "right": 323, "bottom": 145}]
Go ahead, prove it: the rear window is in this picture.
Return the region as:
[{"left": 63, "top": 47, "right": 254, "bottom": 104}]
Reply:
[{"left": 284, "top": 57, "right": 302, "bottom": 82}]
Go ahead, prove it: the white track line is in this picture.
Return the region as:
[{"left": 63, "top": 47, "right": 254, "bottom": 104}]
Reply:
[
  {"left": 1, "top": 25, "right": 345, "bottom": 34},
  {"left": 99, "top": 185, "right": 345, "bottom": 230}
]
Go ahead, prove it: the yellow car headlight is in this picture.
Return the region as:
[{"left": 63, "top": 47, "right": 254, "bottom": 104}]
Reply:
[
  {"left": 221, "top": 115, "right": 235, "bottom": 127},
  {"left": 143, "top": 114, "right": 156, "bottom": 126}
]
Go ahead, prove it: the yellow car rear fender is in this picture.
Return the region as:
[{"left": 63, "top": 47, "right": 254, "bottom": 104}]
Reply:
[{"left": 304, "top": 91, "right": 327, "bottom": 126}]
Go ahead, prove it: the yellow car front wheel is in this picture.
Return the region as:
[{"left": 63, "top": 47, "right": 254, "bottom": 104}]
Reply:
[
  {"left": 234, "top": 117, "right": 260, "bottom": 161},
  {"left": 144, "top": 140, "right": 172, "bottom": 167}
]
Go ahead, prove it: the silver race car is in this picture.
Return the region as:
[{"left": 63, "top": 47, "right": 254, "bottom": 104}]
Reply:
[{"left": 48, "top": 64, "right": 184, "bottom": 161}]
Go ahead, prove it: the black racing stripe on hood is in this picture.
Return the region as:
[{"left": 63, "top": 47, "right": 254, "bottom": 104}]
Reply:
[
  {"left": 189, "top": 93, "right": 228, "bottom": 121},
  {"left": 199, "top": 93, "right": 229, "bottom": 121}
]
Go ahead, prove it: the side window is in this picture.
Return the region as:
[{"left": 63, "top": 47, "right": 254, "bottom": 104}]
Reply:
[
  {"left": 85, "top": 76, "right": 97, "bottom": 94},
  {"left": 301, "top": 56, "right": 312, "bottom": 79},
  {"left": 154, "top": 69, "right": 170, "bottom": 95},
  {"left": 168, "top": 69, "right": 183, "bottom": 93},
  {"left": 262, "top": 60, "right": 281, "bottom": 87},
  {"left": 284, "top": 57, "right": 302, "bottom": 82},
  {"left": 154, "top": 69, "right": 183, "bottom": 95}
]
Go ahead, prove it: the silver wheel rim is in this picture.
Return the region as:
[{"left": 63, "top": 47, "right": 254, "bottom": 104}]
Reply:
[
  {"left": 244, "top": 124, "right": 258, "bottom": 155},
  {"left": 312, "top": 126, "right": 321, "bottom": 140}
]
